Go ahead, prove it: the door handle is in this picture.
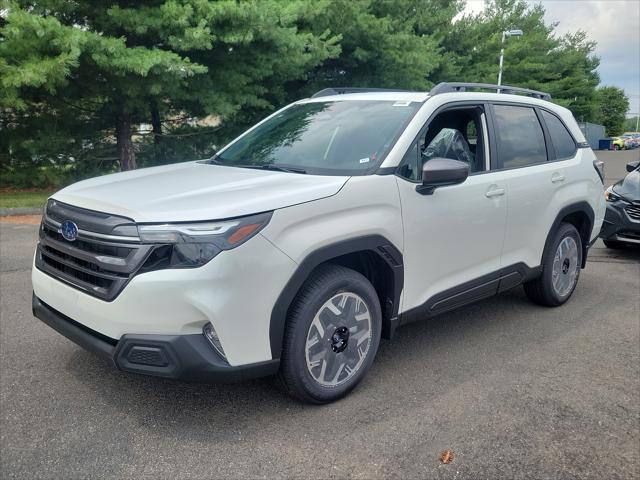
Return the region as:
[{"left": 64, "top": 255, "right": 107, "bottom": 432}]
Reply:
[
  {"left": 551, "top": 172, "right": 566, "bottom": 183},
  {"left": 485, "top": 187, "right": 505, "bottom": 198}
]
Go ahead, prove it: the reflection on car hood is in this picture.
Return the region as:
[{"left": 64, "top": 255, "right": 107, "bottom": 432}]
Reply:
[
  {"left": 52, "top": 161, "right": 349, "bottom": 222},
  {"left": 612, "top": 168, "right": 640, "bottom": 201}
]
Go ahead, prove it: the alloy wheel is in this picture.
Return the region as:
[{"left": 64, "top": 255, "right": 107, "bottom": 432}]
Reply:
[
  {"left": 551, "top": 236, "right": 579, "bottom": 298},
  {"left": 304, "top": 292, "right": 372, "bottom": 387}
]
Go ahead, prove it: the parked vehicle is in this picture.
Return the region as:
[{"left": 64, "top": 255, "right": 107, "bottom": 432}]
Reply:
[
  {"left": 32, "top": 83, "right": 606, "bottom": 403},
  {"left": 612, "top": 134, "right": 639, "bottom": 150},
  {"left": 600, "top": 160, "right": 640, "bottom": 248},
  {"left": 612, "top": 136, "right": 627, "bottom": 150},
  {"left": 624, "top": 133, "right": 640, "bottom": 149}
]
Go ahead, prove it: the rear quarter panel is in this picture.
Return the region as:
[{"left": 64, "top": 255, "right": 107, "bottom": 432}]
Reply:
[{"left": 500, "top": 148, "right": 604, "bottom": 270}]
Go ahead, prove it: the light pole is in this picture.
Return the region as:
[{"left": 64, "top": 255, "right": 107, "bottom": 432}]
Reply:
[{"left": 497, "top": 29, "right": 523, "bottom": 92}]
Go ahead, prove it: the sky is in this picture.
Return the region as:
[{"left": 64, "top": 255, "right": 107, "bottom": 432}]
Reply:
[{"left": 457, "top": 0, "right": 640, "bottom": 116}]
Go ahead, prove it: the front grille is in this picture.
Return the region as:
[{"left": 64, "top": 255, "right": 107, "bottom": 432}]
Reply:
[
  {"left": 625, "top": 203, "right": 640, "bottom": 221},
  {"left": 43, "top": 224, "right": 133, "bottom": 257},
  {"left": 41, "top": 253, "right": 114, "bottom": 289},
  {"left": 35, "top": 200, "right": 155, "bottom": 301}
]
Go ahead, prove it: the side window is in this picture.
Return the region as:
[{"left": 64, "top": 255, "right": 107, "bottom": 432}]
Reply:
[
  {"left": 493, "top": 105, "right": 547, "bottom": 168},
  {"left": 398, "top": 105, "right": 485, "bottom": 181},
  {"left": 540, "top": 110, "right": 577, "bottom": 159},
  {"left": 398, "top": 140, "right": 420, "bottom": 181}
]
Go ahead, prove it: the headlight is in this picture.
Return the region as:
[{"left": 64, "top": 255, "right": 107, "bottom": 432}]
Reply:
[
  {"left": 604, "top": 188, "right": 625, "bottom": 203},
  {"left": 138, "top": 211, "right": 272, "bottom": 269}
]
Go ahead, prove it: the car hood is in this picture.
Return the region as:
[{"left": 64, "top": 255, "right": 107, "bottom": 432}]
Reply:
[
  {"left": 612, "top": 168, "right": 640, "bottom": 201},
  {"left": 52, "top": 161, "right": 349, "bottom": 222}
]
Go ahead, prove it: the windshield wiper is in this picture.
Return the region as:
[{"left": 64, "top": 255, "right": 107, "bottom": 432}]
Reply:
[
  {"left": 239, "top": 164, "right": 307, "bottom": 174},
  {"left": 203, "top": 157, "right": 307, "bottom": 174}
]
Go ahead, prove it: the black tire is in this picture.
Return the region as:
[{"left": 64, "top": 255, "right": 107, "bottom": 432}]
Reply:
[
  {"left": 277, "top": 264, "right": 382, "bottom": 404},
  {"left": 603, "top": 239, "right": 624, "bottom": 249},
  {"left": 524, "top": 222, "right": 583, "bottom": 307}
]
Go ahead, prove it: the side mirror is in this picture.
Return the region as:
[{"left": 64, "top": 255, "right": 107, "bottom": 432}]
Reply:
[
  {"left": 416, "top": 158, "right": 469, "bottom": 195},
  {"left": 626, "top": 161, "right": 640, "bottom": 173}
]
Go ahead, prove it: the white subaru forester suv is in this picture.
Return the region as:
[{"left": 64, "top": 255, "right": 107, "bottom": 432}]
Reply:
[{"left": 32, "top": 83, "right": 606, "bottom": 403}]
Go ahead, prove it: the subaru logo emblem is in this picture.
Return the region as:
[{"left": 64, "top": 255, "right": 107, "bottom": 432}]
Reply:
[{"left": 60, "top": 220, "right": 78, "bottom": 242}]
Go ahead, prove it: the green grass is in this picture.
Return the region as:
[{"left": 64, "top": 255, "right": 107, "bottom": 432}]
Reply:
[{"left": 0, "top": 190, "right": 53, "bottom": 209}]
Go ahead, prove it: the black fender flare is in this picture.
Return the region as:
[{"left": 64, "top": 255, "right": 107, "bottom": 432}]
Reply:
[
  {"left": 543, "top": 201, "right": 595, "bottom": 268},
  {"left": 268, "top": 235, "right": 403, "bottom": 359}
]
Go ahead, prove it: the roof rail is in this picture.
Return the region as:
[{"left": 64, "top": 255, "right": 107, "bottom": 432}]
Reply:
[
  {"left": 311, "top": 87, "right": 410, "bottom": 98},
  {"left": 429, "top": 82, "right": 551, "bottom": 100}
]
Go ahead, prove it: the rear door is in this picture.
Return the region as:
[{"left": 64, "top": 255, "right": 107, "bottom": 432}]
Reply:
[{"left": 490, "top": 103, "right": 580, "bottom": 269}]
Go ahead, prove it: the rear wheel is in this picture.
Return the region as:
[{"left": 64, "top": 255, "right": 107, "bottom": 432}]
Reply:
[
  {"left": 277, "top": 264, "right": 381, "bottom": 404},
  {"left": 524, "top": 223, "right": 582, "bottom": 307}
]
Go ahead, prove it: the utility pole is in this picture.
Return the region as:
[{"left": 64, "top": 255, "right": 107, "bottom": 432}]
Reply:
[{"left": 497, "top": 29, "right": 523, "bottom": 93}]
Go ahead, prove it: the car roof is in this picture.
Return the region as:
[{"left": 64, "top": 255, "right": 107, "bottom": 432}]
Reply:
[
  {"left": 300, "top": 90, "right": 562, "bottom": 110},
  {"left": 302, "top": 83, "right": 553, "bottom": 105},
  {"left": 300, "top": 91, "right": 430, "bottom": 103}
]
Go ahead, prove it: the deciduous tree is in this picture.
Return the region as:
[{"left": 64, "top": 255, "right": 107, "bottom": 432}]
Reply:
[
  {"left": 436, "top": 0, "right": 600, "bottom": 120},
  {"left": 595, "top": 86, "right": 630, "bottom": 136}
]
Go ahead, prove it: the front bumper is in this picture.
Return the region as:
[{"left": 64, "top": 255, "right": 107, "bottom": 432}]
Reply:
[
  {"left": 32, "top": 233, "right": 298, "bottom": 366},
  {"left": 599, "top": 201, "right": 640, "bottom": 244},
  {"left": 32, "top": 294, "right": 279, "bottom": 382}
]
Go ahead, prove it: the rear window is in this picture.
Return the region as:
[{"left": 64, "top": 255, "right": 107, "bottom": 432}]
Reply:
[
  {"left": 541, "top": 110, "right": 577, "bottom": 159},
  {"left": 494, "top": 105, "right": 547, "bottom": 168}
]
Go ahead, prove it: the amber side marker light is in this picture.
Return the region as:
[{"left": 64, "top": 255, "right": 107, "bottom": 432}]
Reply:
[{"left": 228, "top": 223, "right": 262, "bottom": 245}]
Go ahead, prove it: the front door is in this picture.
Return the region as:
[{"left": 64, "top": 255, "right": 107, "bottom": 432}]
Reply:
[{"left": 395, "top": 103, "right": 508, "bottom": 317}]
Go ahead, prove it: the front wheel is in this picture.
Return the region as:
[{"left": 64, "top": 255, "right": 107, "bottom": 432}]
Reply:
[
  {"left": 277, "top": 264, "right": 382, "bottom": 404},
  {"left": 524, "top": 222, "right": 582, "bottom": 307}
]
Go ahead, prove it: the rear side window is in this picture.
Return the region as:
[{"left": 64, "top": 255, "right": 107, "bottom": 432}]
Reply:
[
  {"left": 493, "top": 105, "right": 547, "bottom": 168},
  {"left": 540, "top": 110, "right": 577, "bottom": 159}
]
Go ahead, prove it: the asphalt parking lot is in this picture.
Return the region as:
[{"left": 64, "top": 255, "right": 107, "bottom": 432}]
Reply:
[{"left": 1, "top": 151, "right": 639, "bottom": 479}]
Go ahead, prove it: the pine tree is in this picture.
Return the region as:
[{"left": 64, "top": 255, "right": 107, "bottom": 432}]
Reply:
[
  {"left": 292, "top": 0, "right": 456, "bottom": 95},
  {"left": 1, "top": 1, "right": 339, "bottom": 171}
]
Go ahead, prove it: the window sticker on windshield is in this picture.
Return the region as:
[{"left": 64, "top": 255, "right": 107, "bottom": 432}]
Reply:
[
  {"left": 359, "top": 157, "right": 370, "bottom": 164},
  {"left": 392, "top": 101, "right": 412, "bottom": 107}
]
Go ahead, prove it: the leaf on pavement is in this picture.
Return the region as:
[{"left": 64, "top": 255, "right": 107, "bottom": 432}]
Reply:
[{"left": 439, "top": 449, "right": 454, "bottom": 464}]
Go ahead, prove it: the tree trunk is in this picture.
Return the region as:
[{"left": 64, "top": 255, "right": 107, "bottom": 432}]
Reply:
[
  {"left": 150, "top": 100, "right": 165, "bottom": 162},
  {"left": 116, "top": 108, "right": 137, "bottom": 171},
  {"left": 150, "top": 100, "right": 162, "bottom": 145}
]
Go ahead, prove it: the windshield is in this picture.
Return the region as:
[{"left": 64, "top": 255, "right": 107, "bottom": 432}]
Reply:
[{"left": 215, "top": 100, "right": 421, "bottom": 175}]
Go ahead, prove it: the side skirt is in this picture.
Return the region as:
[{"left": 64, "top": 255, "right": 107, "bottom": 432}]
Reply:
[{"left": 399, "top": 262, "right": 542, "bottom": 325}]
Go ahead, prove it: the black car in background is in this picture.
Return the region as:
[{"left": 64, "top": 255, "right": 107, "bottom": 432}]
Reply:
[{"left": 600, "top": 160, "right": 640, "bottom": 248}]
